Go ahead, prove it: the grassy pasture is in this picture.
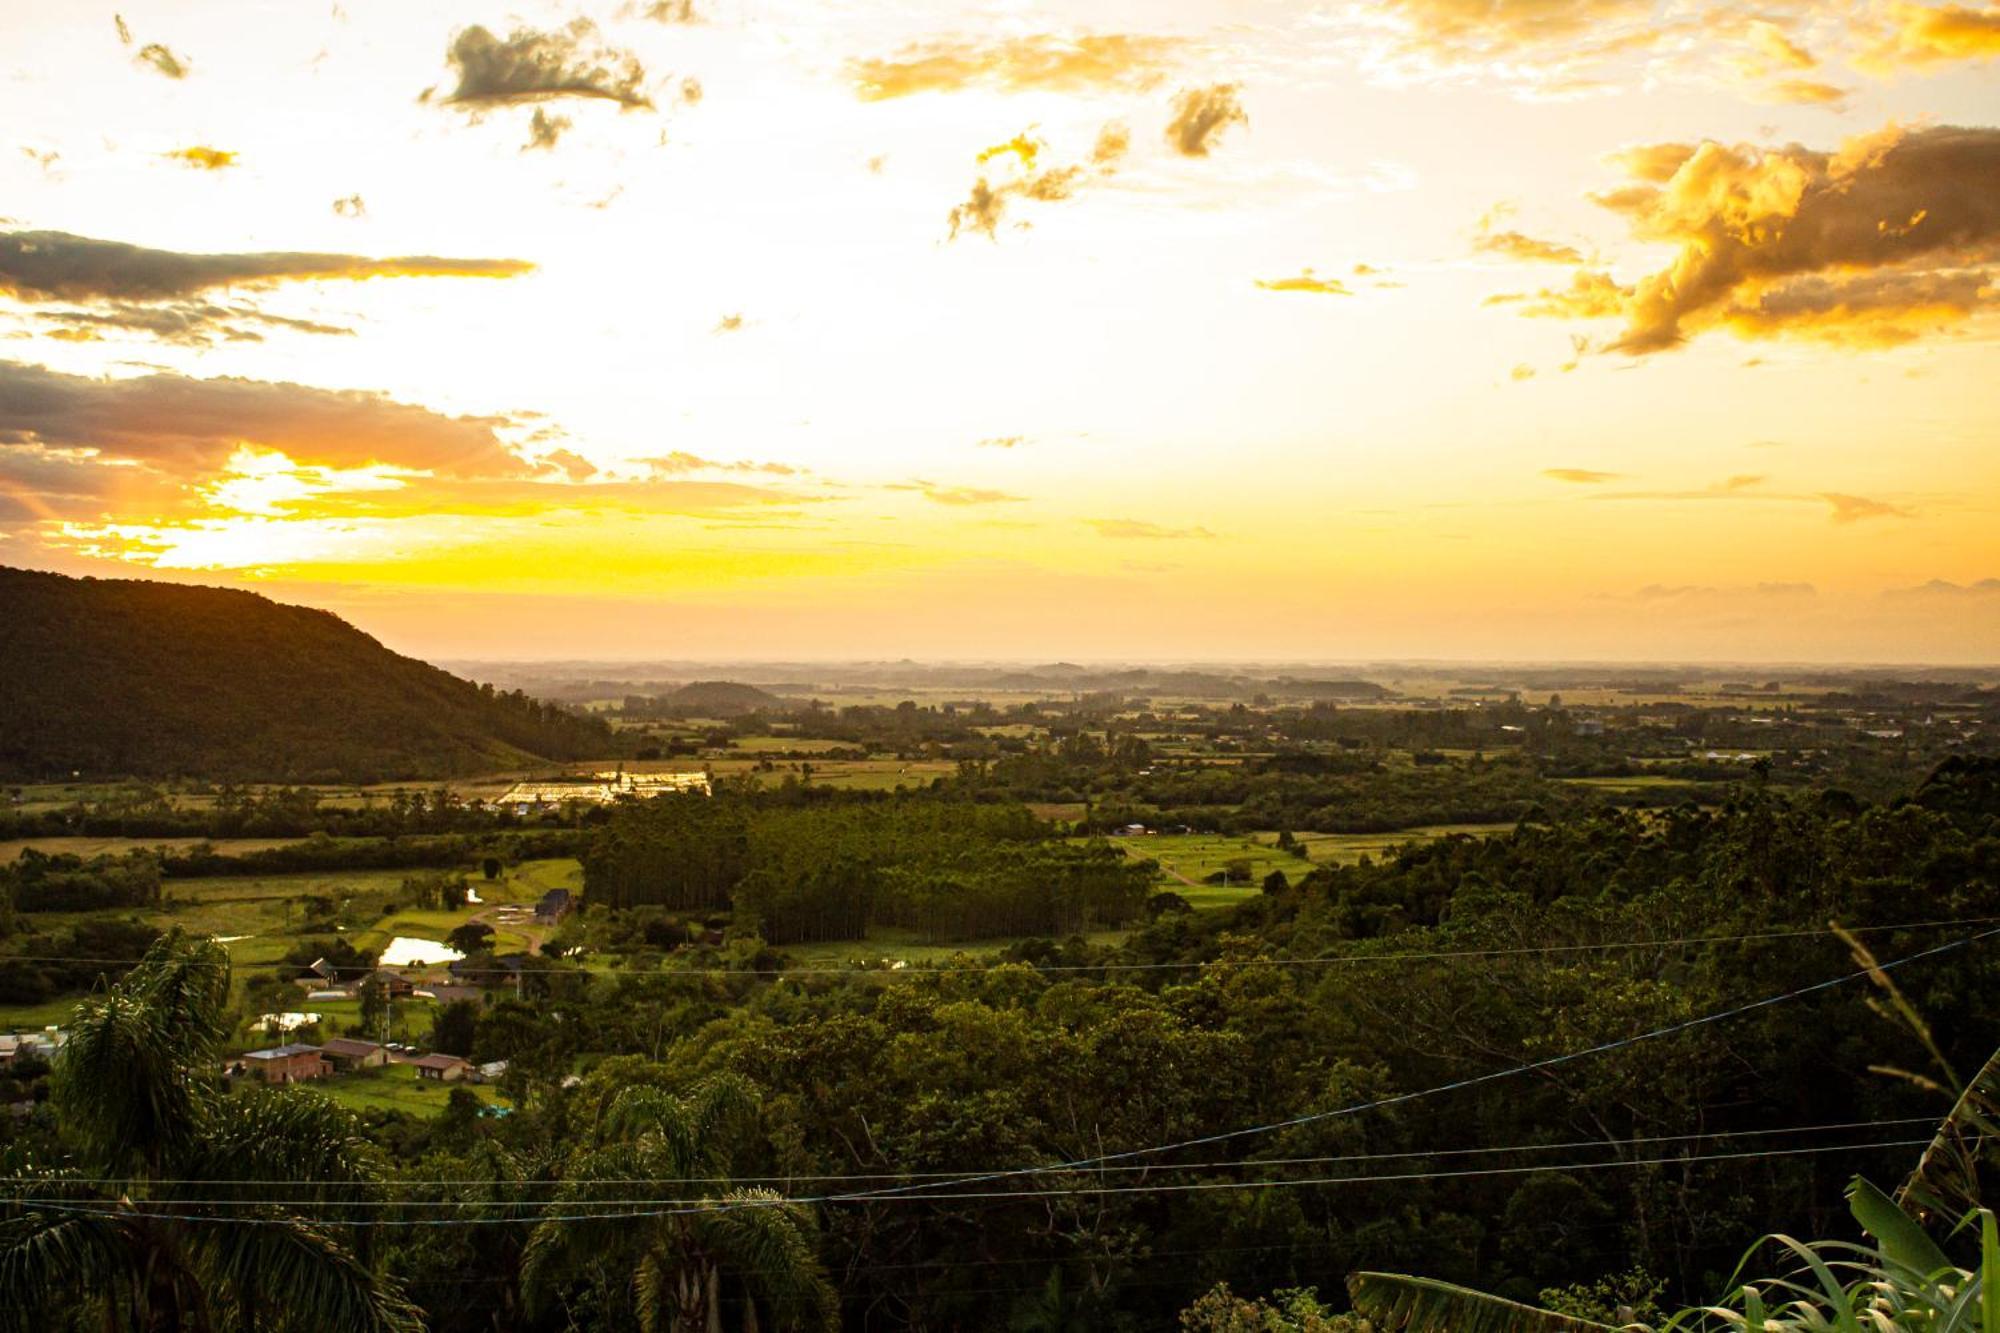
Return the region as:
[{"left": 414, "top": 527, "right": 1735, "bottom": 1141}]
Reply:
[
  {"left": 316, "top": 1061, "right": 505, "bottom": 1118},
  {"left": 0, "top": 858, "right": 583, "bottom": 1037}
]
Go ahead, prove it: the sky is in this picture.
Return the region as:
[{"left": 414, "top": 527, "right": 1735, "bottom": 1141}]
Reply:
[{"left": 2, "top": 0, "right": 1997, "bottom": 664}]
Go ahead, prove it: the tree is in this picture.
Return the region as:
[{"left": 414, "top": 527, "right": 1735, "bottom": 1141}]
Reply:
[
  {"left": 480, "top": 856, "right": 502, "bottom": 881},
  {"left": 522, "top": 1077, "right": 837, "bottom": 1332},
  {"left": 446, "top": 921, "right": 495, "bottom": 956},
  {"left": 432, "top": 999, "right": 480, "bottom": 1058},
  {"left": 0, "top": 930, "right": 420, "bottom": 1332}
]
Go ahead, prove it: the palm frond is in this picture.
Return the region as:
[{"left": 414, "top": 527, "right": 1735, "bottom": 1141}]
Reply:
[
  {"left": 189, "top": 1214, "right": 423, "bottom": 1333},
  {"left": 52, "top": 990, "right": 200, "bottom": 1172},
  {"left": 0, "top": 1193, "right": 143, "bottom": 1333},
  {"left": 699, "top": 1189, "right": 840, "bottom": 1332},
  {"left": 1348, "top": 1272, "right": 1623, "bottom": 1333},
  {"left": 1896, "top": 1043, "right": 2000, "bottom": 1221}
]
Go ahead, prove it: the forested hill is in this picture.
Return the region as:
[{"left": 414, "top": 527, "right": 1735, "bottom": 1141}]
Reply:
[{"left": 0, "top": 566, "right": 613, "bottom": 782}]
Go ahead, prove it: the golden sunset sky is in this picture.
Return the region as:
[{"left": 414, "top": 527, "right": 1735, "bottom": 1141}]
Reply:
[{"left": 3, "top": 0, "right": 1997, "bottom": 661}]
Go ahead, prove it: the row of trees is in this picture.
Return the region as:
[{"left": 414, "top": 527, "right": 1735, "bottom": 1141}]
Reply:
[{"left": 583, "top": 797, "right": 1151, "bottom": 944}]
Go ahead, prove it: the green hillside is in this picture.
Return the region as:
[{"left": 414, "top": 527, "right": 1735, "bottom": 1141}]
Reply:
[{"left": 0, "top": 566, "right": 612, "bottom": 781}]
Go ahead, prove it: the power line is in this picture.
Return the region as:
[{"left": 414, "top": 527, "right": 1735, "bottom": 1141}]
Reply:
[
  {"left": 9, "top": 913, "right": 1999, "bottom": 977},
  {"left": 0, "top": 1114, "right": 1934, "bottom": 1190},
  {"left": 10, "top": 1137, "right": 1929, "bottom": 1227},
  {"left": 806, "top": 924, "right": 2000, "bottom": 1210}
]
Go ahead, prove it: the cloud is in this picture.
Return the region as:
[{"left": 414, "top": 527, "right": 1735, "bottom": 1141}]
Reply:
[
  {"left": 1514, "top": 123, "right": 2000, "bottom": 352},
  {"left": 332, "top": 194, "right": 366, "bottom": 218},
  {"left": 946, "top": 124, "right": 1123, "bottom": 241},
  {"left": 977, "top": 435, "right": 1023, "bottom": 448},
  {"left": 1883, "top": 576, "right": 2000, "bottom": 599},
  {"left": 442, "top": 22, "right": 652, "bottom": 110},
  {"left": 640, "top": 451, "right": 797, "bottom": 477},
  {"left": 524, "top": 107, "right": 571, "bottom": 151},
  {"left": 164, "top": 146, "right": 238, "bottom": 171},
  {"left": 638, "top": 0, "right": 699, "bottom": 21},
  {"left": 1821, "top": 491, "right": 1913, "bottom": 522},
  {"left": 0, "top": 360, "right": 528, "bottom": 481},
  {"left": 1474, "top": 228, "right": 1584, "bottom": 264},
  {"left": 1093, "top": 122, "right": 1131, "bottom": 166},
  {"left": 920, "top": 485, "right": 1025, "bottom": 506},
  {"left": 1858, "top": 2, "right": 2000, "bottom": 72},
  {"left": 850, "top": 33, "right": 1181, "bottom": 100},
  {"left": 1165, "top": 84, "right": 1247, "bottom": 157},
  {"left": 537, "top": 448, "right": 597, "bottom": 482},
  {"left": 1087, "top": 517, "right": 1216, "bottom": 539},
  {"left": 1762, "top": 78, "right": 1849, "bottom": 106},
  {"left": 0, "top": 229, "right": 533, "bottom": 303},
  {"left": 134, "top": 42, "right": 188, "bottom": 79},
  {"left": 1543, "top": 468, "right": 1622, "bottom": 483},
  {"left": 713, "top": 313, "right": 743, "bottom": 333},
  {"left": 1255, "top": 269, "right": 1353, "bottom": 295},
  {"left": 30, "top": 302, "right": 355, "bottom": 346},
  {"left": 1510, "top": 363, "right": 1538, "bottom": 380}
]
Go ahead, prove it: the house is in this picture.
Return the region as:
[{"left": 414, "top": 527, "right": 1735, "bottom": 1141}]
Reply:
[
  {"left": 534, "top": 888, "right": 574, "bottom": 925},
  {"left": 240, "top": 1044, "right": 328, "bottom": 1085},
  {"left": 448, "top": 953, "right": 528, "bottom": 988},
  {"left": 319, "top": 1037, "right": 388, "bottom": 1070},
  {"left": 411, "top": 1053, "right": 471, "bottom": 1082},
  {"left": 365, "top": 970, "right": 417, "bottom": 998}
]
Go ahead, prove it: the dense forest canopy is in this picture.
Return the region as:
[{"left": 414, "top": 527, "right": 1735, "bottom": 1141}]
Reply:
[{"left": 0, "top": 566, "right": 613, "bottom": 781}]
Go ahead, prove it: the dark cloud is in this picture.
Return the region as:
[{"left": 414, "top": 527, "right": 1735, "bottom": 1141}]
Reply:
[
  {"left": 135, "top": 42, "right": 189, "bottom": 79},
  {"left": 524, "top": 107, "right": 571, "bottom": 151},
  {"left": 1165, "top": 84, "right": 1246, "bottom": 157},
  {"left": 639, "top": 0, "right": 699, "bottom": 21},
  {"left": 0, "top": 359, "right": 528, "bottom": 480},
  {"left": 0, "top": 230, "right": 533, "bottom": 303},
  {"left": 1518, "top": 124, "right": 2000, "bottom": 352},
  {"left": 32, "top": 303, "right": 355, "bottom": 346},
  {"left": 442, "top": 22, "right": 652, "bottom": 110},
  {"left": 850, "top": 33, "right": 1181, "bottom": 100},
  {"left": 947, "top": 124, "right": 1126, "bottom": 241}
]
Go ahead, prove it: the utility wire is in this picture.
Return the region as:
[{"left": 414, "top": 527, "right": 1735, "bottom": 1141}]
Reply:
[
  {"left": 10, "top": 1138, "right": 1928, "bottom": 1227},
  {"left": 0, "top": 1114, "right": 1934, "bottom": 1190},
  {"left": 9, "top": 913, "right": 1998, "bottom": 976}
]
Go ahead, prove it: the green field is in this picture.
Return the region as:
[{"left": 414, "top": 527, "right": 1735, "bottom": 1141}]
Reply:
[
  {"left": 779, "top": 925, "right": 1130, "bottom": 968},
  {"left": 316, "top": 1061, "right": 507, "bottom": 1117},
  {"left": 1104, "top": 825, "right": 1512, "bottom": 909},
  {"left": 0, "top": 857, "right": 584, "bottom": 1039}
]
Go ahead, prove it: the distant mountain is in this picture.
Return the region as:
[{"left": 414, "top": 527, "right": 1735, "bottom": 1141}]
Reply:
[
  {"left": 664, "top": 680, "right": 785, "bottom": 714},
  {"left": 0, "top": 567, "right": 613, "bottom": 782}
]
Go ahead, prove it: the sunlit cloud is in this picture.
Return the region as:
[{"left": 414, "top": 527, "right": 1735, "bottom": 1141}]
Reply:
[
  {"left": 1511, "top": 123, "right": 2000, "bottom": 352},
  {"left": 1254, "top": 269, "right": 1353, "bottom": 295},
  {"left": 1165, "top": 84, "right": 1247, "bottom": 157},
  {"left": 1087, "top": 518, "right": 1216, "bottom": 539},
  {"left": 1856, "top": 2, "right": 2000, "bottom": 72},
  {"left": 1542, "top": 468, "right": 1622, "bottom": 483},
  {"left": 850, "top": 32, "right": 1182, "bottom": 100},
  {"left": 164, "top": 146, "right": 239, "bottom": 171}
]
